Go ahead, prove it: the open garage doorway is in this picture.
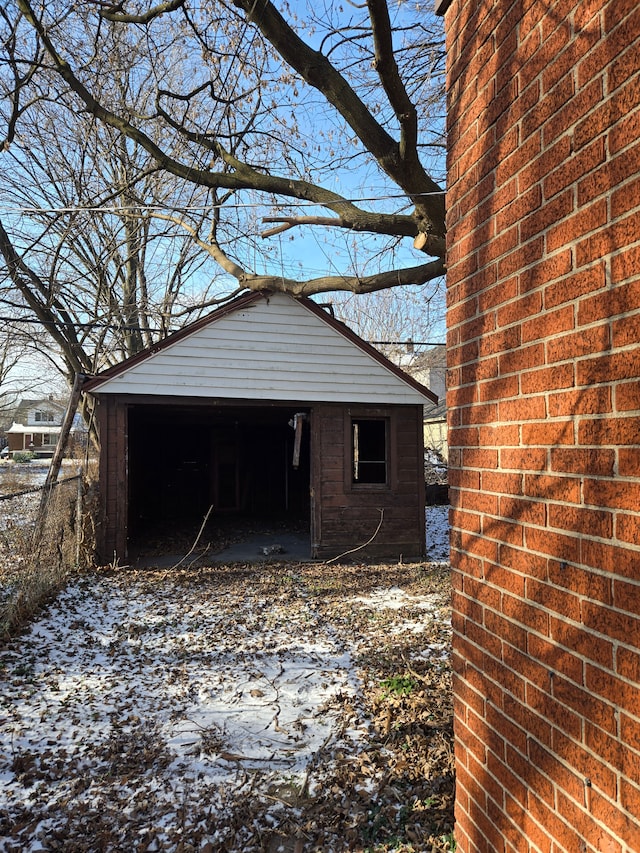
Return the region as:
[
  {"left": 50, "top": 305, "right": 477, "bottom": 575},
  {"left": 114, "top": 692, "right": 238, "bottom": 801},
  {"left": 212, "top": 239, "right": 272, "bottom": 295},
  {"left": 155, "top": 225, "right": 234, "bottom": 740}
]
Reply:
[{"left": 126, "top": 403, "right": 311, "bottom": 561}]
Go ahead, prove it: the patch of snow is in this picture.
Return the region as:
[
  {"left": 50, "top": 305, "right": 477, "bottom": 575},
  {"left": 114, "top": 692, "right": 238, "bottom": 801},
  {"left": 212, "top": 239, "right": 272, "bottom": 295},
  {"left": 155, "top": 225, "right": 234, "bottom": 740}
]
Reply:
[
  {"left": 349, "top": 586, "right": 440, "bottom": 611},
  {"left": 0, "top": 567, "right": 450, "bottom": 849},
  {"left": 426, "top": 504, "right": 450, "bottom": 563},
  {"left": 2, "top": 578, "right": 361, "bottom": 787}
]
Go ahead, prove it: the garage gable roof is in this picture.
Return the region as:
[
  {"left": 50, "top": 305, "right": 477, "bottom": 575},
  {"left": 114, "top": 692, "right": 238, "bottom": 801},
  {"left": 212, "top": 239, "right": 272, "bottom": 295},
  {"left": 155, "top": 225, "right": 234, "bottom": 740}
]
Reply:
[{"left": 84, "top": 291, "right": 438, "bottom": 406}]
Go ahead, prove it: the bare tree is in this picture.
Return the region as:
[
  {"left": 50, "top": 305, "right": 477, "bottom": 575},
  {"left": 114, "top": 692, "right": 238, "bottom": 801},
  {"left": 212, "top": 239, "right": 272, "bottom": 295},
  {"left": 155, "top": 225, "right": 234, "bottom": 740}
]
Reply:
[
  {"left": 0, "top": 313, "right": 62, "bottom": 426},
  {"left": 330, "top": 282, "right": 446, "bottom": 364},
  {"left": 0, "top": 330, "right": 26, "bottom": 417},
  {"left": 2, "top": 0, "right": 446, "bottom": 305},
  {"left": 0, "top": 15, "right": 233, "bottom": 379}
]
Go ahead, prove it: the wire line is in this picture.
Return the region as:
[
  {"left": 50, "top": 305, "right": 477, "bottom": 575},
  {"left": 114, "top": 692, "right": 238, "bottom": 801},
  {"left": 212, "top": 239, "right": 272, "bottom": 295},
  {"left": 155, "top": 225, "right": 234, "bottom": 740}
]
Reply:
[{"left": 0, "top": 190, "right": 446, "bottom": 216}]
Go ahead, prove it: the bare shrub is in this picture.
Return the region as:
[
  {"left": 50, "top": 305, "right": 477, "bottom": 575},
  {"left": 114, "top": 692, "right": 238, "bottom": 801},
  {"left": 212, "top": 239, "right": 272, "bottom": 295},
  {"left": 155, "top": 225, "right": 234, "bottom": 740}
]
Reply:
[{"left": 0, "top": 466, "right": 97, "bottom": 637}]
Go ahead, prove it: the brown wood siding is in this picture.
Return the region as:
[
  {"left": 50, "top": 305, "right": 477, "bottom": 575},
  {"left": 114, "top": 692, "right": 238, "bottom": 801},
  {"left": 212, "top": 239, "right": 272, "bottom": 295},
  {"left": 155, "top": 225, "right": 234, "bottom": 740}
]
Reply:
[
  {"left": 96, "top": 396, "right": 128, "bottom": 563},
  {"left": 96, "top": 396, "right": 425, "bottom": 563},
  {"left": 312, "top": 403, "right": 425, "bottom": 560}
]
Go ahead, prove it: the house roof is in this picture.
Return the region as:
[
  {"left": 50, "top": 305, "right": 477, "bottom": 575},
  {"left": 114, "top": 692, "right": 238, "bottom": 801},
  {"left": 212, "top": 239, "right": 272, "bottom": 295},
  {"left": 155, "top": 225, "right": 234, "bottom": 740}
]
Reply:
[
  {"left": 84, "top": 291, "right": 437, "bottom": 406},
  {"left": 10, "top": 397, "right": 66, "bottom": 425},
  {"left": 7, "top": 422, "right": 63, "bottom": 435}
]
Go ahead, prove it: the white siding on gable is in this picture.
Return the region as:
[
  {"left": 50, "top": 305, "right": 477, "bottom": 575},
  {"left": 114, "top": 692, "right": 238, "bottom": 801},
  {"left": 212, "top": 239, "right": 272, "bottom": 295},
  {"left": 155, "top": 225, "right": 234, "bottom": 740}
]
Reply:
[{"left": 90, "top": 293, "right": 431, "bottom": 405}]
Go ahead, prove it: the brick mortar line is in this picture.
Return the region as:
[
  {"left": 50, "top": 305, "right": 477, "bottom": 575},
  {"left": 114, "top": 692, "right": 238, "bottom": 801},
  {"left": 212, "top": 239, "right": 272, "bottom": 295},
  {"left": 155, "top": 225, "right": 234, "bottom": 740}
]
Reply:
[
  {"left": 453, "top": 629, "right": 640, "bottom": 813},
  {"left": 452, "top": 623, "right": 637, "bottom": 735},
  {"left": 455, "top": 691, "right": 633, "bottom": 853},
  {"left": 450, "top": 520, "right": 638, "bottom": 554},
  {"left": 446, "top": 325, "right": 638, "bottom": 355}
]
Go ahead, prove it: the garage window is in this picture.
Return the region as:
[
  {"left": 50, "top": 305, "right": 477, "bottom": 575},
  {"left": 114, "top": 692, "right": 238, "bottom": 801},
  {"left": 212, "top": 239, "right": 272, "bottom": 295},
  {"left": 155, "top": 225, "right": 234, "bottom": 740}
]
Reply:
[{"left": 352, "top": 418, "right": 388, "bottom": 485}]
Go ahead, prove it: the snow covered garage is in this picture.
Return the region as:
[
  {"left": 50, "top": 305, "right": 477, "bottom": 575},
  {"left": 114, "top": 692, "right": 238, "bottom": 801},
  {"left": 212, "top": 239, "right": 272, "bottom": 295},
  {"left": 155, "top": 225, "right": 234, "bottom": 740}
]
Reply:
[{"left": 84, "top": 291, "right": 437, "bottom": 563}]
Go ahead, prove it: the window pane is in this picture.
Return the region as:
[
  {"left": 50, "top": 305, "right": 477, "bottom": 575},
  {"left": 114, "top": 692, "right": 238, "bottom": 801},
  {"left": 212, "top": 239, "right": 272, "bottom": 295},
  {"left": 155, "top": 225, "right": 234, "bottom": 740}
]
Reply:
[{"left": 352, "top": 419, "right": 387, "bottom": 484}]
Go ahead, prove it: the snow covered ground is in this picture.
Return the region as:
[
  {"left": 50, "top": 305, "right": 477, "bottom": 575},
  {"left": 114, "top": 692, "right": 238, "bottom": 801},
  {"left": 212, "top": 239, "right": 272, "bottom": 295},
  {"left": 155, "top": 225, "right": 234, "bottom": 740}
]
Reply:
[
  {"left": 2, "top": 576, "right": 357, "bottom": 848},
  {"left": 425, "top": 504, "right": 450, "bottom": 563},
  {"left": 0, "top": 553, "right": 453, "bottom": 852}
]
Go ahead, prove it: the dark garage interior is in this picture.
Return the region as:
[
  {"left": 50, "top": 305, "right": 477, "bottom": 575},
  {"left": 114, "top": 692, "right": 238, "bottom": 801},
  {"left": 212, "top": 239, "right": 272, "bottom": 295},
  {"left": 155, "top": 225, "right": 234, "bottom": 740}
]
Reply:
[{"left": 126, "top": 403, "right": 311, "bottom": 555}]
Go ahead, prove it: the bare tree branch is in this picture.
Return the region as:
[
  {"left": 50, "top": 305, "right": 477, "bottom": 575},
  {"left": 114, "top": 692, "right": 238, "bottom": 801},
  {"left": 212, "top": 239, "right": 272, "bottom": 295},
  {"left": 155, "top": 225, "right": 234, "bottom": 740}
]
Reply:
[
  {"left": 17, "top": 0, "right": 439, "bottom": 254},
  {"left": 0, "top": 218, "right": 89, "bottom": 376},
  {"left": 153, "top": 209, "right": 445, "bottom": 296},
  {"left": 260, "top": 214, "right": 445, "bottom": 255},
  {"left": 0, "top": 6, "right": 42, "bottom": 149},
  {"left": 3, "top": 0, "right": 448, "bottom": 363},
  {"left": 237, "top": 260, "right": 446, "bottom": 297},
  {"left": 367, "top": 0, "right": 418, "bottom": 163},
  {"left": 232, "top": 0, "right": 445, "bottom": 236},
  {"left": 97, "top": 0, "right": 186, "bottom": 24}
]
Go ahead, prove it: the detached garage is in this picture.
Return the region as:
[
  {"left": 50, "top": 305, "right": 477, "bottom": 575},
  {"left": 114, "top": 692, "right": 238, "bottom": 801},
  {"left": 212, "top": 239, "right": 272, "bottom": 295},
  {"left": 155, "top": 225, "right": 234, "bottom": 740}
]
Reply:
[{"left": 84, "top": 291, "right": 437, "bottom": 563}]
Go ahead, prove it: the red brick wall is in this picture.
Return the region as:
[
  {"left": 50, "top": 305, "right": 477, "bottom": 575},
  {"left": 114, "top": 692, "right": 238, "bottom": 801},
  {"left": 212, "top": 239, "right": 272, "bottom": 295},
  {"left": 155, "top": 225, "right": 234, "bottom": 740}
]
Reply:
[{"left": 443, "top": 1, "right": 640, "bottom": 850}]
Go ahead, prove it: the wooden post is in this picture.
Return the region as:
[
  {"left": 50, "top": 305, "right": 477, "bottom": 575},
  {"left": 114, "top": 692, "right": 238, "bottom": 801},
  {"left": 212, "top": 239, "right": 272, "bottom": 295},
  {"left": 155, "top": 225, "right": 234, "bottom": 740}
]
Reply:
[
  {"left": 75, "top": 465, "right": 83, "bottom": 566},
  {"left": 292, "top": 412, "right": 306, "bottom": 469}
]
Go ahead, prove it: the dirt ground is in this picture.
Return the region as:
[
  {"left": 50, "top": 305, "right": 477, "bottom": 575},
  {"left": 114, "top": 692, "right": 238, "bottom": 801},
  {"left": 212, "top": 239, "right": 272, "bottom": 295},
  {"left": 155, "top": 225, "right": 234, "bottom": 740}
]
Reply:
[{"left": 0, "top": 560, "right": 454, "bottom": 853}]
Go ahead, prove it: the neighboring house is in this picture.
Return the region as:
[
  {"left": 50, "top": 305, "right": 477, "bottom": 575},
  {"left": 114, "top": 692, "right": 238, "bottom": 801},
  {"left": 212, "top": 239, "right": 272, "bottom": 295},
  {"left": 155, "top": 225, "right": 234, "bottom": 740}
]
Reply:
[
  {"left": 407, "top": 346, "right": 448, "bottom": 461},
  {"left": 5, "top": 396, "right": 67, "bottom": 456},
  {"left": 440, "top": 0, "right": 640, "bottom": 851},
  {"left": 83, "top": 291, "right": 438, "bottom": 563}
]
